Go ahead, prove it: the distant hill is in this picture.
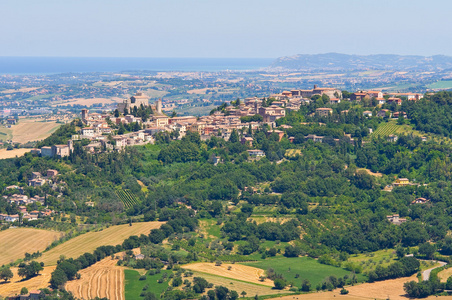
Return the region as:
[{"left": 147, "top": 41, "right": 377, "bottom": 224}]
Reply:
[{"left": 271, "top": 53, "right": 452, "bottom": 71}]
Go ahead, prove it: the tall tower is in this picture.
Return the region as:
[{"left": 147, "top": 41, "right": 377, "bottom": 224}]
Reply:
[
  {"left": 81, "top": 109, "right": 89, "bottom": 121},
  {"left": 156, "top": 99, "right": 162, "bottom": 114}
]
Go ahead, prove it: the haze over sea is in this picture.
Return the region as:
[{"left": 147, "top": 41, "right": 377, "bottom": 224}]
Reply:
[{"left": 0, "top": 57, "right": 274, "bottom": 75}]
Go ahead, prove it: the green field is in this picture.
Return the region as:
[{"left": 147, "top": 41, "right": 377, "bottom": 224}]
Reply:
[
  {"left": 124, "top": 269, "right": 171, "bottom": 300},
  {"left": 428, "top": 80, "right": 452, "bottom": 90},
  {"left": 0, "top": 127, "right": 12, "bottom": 141},
  {"left": 199, "top": 219, "right": 222, "bottom": 239},
  {"left": 348, "top": 249, "right": 396, "bottom": 272},
  {"left": 243, "top": 256, "right": 366, "bottom": 288}
]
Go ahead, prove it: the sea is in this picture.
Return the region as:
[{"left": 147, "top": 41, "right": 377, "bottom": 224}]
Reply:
[{"left": 0, "top": 57, "right": 274, "bottom": 75}]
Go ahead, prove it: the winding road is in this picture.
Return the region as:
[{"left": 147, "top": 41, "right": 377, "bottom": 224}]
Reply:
[{"left": 421, "top": 260, "right": 447, "bottom": 281}]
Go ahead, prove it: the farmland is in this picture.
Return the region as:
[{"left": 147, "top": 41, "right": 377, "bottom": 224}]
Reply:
[
  {"left": 0, "top": 148, "right": 32, "bottom": 159},
  {"left": 191, "top": 272, "right": 290, "bottom": 297},
  {"left": 428, "top": 80, "right": 452, "bottom": 90},
  {"left": 0, "top": 228, "right": 62, "bottom": 266},
  {"left": 0, "top": 266, "right": 55, "bottom": 297},
  {"left": 116, "top": 189, "right": 140, "bottom": 209},
  {"left": 183, "top": 262, "right": 274, "bottom": 286},
  {"left": 372, "top": 120, "right": 416, "bottom": 137},
  {"left": 65, "top": 257, "right": 124, "bottom": 300},
  {"left": 51, "top": 97, "right": 123, "bottom": 107},
  {"left": 40, "top": 221, "right": 163, "bottom": 266},
  {"left": 243, "top": 257, "right": 366, "bottom": 289},
  {"left": 125, "top": 269, "right": 171, "bottom": 300},
  {"left": 348, "top": 249, "right": 396, "bottom": 270},
  {"left": 9, "top": 119, "right": 61, "bottom": 144}
]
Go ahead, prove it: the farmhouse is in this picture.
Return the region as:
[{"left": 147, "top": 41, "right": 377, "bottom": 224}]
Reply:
[
  {"left": 387, "top": 214, "right": 407, "bottom": 225},
  {"left": 363, "top": 110, "right": 373, "bottom": 117},
  {"left": 330, "top": 98, "right": 340, "bottom": 104},
  {"left": 241, "top": 136, "right": 253, "bottom": 146},
  {"left": 377, "top": 109, "right": 390, "bottom": 118},
  {"left": 411, "top": 197, "right": 429, "bottom": 205},
  {"left": 6, "top": 118, "right": 16, "bottom": 125},
  {"left": 305, "top": 134, "right": 324, "bottom": 143},
  {"left": 247, "top": 149, "right": 265, "bottom": 157},
  {"left": 394, "top": 178, "right": 410, "bottom": 186},
  {"left": 388, "top": 134, "right": 398, "bottom": 142},
  {"left": 315, "top": 107, "right": 333, "bottom": 117}
]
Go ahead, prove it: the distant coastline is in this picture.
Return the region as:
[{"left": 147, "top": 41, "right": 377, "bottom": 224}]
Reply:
[{"left": 0, "top": 57, "right": 274, "bottom": 75}]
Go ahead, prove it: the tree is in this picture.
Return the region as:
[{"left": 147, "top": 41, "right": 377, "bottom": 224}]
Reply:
[
  {"left": 229, "top": 290, "right": 239, "bottom": 300},
  {"left": 20, "top": 287, "right": 28, "bottom": 295},
  {"left": 273, "top": 278, "right": 287, "bottom": 290},
  {"left": 301, "top": 279, "right": 311, "bottom": 291},
  {"left": 0, "top": 267, "right": 13, "bottom": 282},
  {"left": 241, "top": 291, "right": 247, "bottom": 298},
  {"left": 18, "top": 261, "right": 43, "bottom": 279},
  {"left": 215, "top": 286, "right": 229, "bottom": 300},
  {"left": 50, "top": 268, "right": 68, "bottom": 289},
  {"left": 284, "top": 245, "right": 301, "bottom": 257},
  {"left": 446, "top": 276, "right": 452, "bottom": 290},
  {"left": 193, "top": 277, "right": 209, "bottom": 293},
  {"left": 396, "top": 245, "right": 406, "bottom": 258},
  {"left": 418, "top": 243, "right": 436, "bottom": 259},
  {"left": 229, "top": 129, "right": 239, "bottom": 143}
]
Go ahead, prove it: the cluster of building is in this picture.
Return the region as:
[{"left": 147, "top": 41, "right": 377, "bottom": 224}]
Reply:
[
  {"left": 0, "top": 193, "right": 53, "bottom": 223},
  {"left": 26, "top": 86, "right": 428, "bottom": 157},
  {"left": 0, "top": 208, "right": 53, "bottom": 223},
  {"left": 3, "top": 194, "right": 45, "bottom": 206},
  {"left": 27, "top": 170, "right": 59, "bottom": 187},
  {"left": 386, "top": 198, "right": 429, "bottom": 225},
  {"left": 350, "top": 90, "right": 423, "bottom": 104}
]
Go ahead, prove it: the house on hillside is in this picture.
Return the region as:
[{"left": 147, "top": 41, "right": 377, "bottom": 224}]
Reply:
[
  {"left": 315, "top": 108, "right": 333, "bottom": 117},
  {"left": 247, "top": 149, "right": 265, "bottom": 157},
  {"left": 305, "top": 134, "right": 324, "bottom": 143},
  {"left": 394, "top": 178, "right": 410, "bottom": 186},
  {"left": 411, "top": 197, "right": 429, "bottom": 205},
  {"left": 388, "top": 134, "right": 398, "bottom": 142},
  {"left": 330, "top": 98, "right": 341, "bottom": 104},
  {"left": 387, "top": 214, "right": 407, "bottom": 225},
  {"left": 241, "top": 136, "right": 253, "bottom": 146},
  {"left": 363, "top": 111, "right": 373, "bottom": 117}
]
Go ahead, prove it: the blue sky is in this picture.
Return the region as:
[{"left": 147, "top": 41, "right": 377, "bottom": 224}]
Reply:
[{"left": 1, "top": 0, "right": 450, "bottom": 58}]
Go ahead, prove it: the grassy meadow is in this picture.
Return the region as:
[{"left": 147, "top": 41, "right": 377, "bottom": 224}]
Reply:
[
  {"left": 124, "top": 269, "right": 171, "bottom": 300},
  {"left": 243, "top": 256, "right": 367, "bottom": 289}
]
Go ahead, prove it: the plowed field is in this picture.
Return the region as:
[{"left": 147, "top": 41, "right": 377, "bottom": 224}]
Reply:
[{"left": 65, "top": 257, "right": 124, "bottom": 300}]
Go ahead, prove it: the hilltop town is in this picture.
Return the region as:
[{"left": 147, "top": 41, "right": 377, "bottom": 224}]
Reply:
[{"left": 27, "top": 84, "right": 429, "bottom": 159}]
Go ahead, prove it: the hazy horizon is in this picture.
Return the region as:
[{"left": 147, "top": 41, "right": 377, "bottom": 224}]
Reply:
[{"left": 2, "top": 0, "right": 452, "bottom": 58}]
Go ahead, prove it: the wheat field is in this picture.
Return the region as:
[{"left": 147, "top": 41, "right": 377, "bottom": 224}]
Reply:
[{"left": 40, "top": 222, "right": 163, "bottom": 266}]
